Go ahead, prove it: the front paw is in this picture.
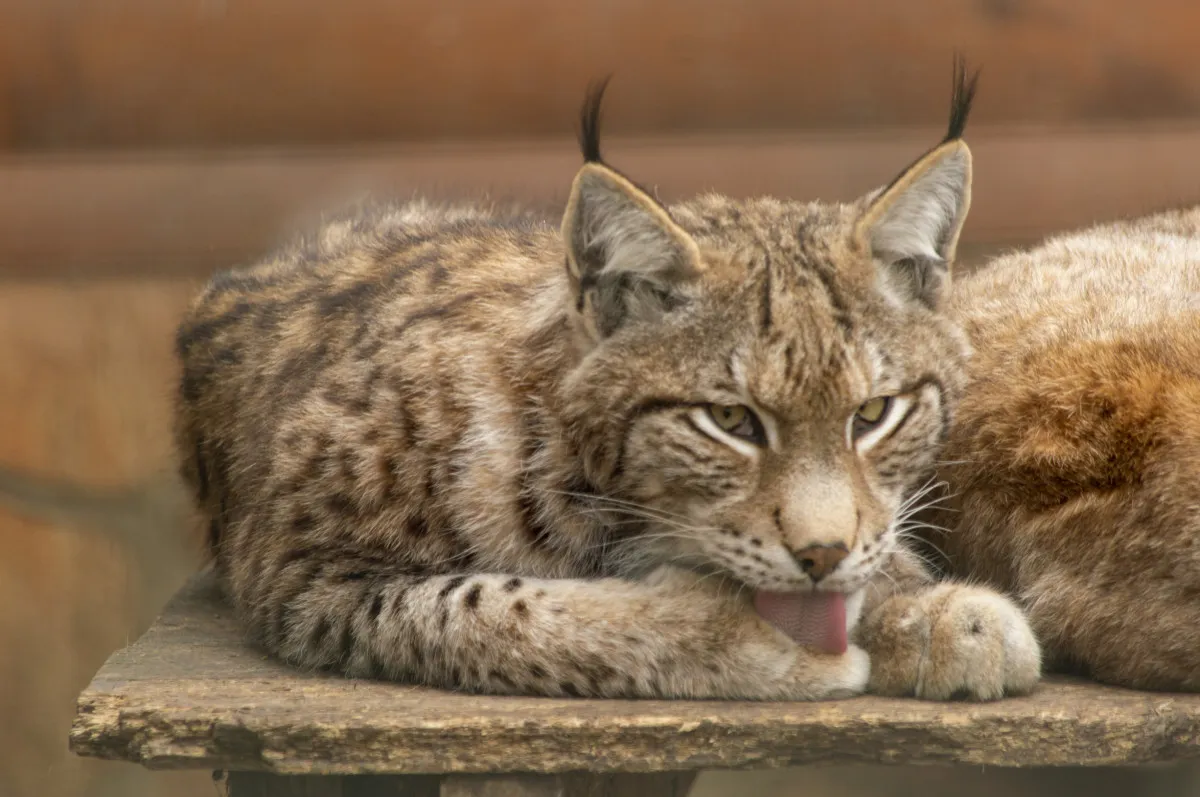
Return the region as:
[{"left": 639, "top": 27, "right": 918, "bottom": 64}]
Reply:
[{"left": 862, "top": 584, "right": 1041, "bottom": 701}]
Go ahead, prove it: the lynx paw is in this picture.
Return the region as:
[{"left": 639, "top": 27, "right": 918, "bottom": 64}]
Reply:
[
  {"left": 863, "top": 584, "right": 1041, "bottom": 701},
  {"left": 817, "top": 643, "right": 872, "bottom": 699}
]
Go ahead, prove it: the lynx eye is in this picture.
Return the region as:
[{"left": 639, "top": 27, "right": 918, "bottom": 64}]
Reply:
[
  {"left": 706, "top": 404, "right": 764, "bottom": 443},
  {"left": 852, "top": 396, "right": 893, "bottom": 438},
  {"left": 857, "top": 397, "right": 890, "bottom": 423}
]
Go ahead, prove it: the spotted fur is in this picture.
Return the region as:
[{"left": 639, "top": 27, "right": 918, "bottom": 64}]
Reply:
[{"left": 174, "top": 62, "right": 1039, "bottom": 700}]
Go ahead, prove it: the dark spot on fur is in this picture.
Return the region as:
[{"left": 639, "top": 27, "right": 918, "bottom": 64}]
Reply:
[
  {"left": 463, "top": 583, "right": 483, "bottom": 609},
  {"left": 392, "top": 293, "right": 481, "bottom": 338},
  {"left": 291, "top": 512, "right": 316, "bottom": 533},
  {"left": 326, "top": 493, "right": 357, "bottom": 516},
  {"left": 502, "top": 577, "right": 523, "bottom": 592},
  {"left": 308, "top": 617, "right": 332, "bottom": 649},
  {"left": 337, "top": 449, "right": 358, "bottom": 479},
  {"left": 759, "top": 254, "right": 773, "bottom": 332},
  {"left": 560, "top": 681, "right": 583, "bottom": 697},
  {"left": 529, "top": 663, "right": 547, "bottom": 679},
  {"left": 808, "top": 261, "right": 855, "bottom": 333},
  {"left": 357, "top": 338, "right": 384, "bottom": 360},
  {"left": 407, "top": 515, "right": 431, "bottom": 537},
  {"left": 512, "top": 600, "right": 528, "bottom": 615},
  {"left": 175, "top": 300, "right": 253, "bottom": 357},
  {"left": 368, "top": 591, "right": 385, "bottom": 622},
  {"left": 318, "top": 281, "right": 381, "bottom": 316},
  {"left": 179, "top": 365, "right": 213, "bottom": 403},
  {"left": 488, "top": 669, "right": 515, "bottom": 688},
  {"left": 438, "top": 575, "right": 468, "bottom": 600},
  {"left": 579, "top": 661, "right": 617, "bottom": 693},
  {"left": 276, "top": 341, "right": 332, "bottom": 407},
  {"left": 213, "top": 347, "right": 241, "bottom": 365}
]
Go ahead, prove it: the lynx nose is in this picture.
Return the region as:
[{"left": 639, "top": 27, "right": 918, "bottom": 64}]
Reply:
[{"left": 789, "top": 543, "right": 849, "bottom": 582}]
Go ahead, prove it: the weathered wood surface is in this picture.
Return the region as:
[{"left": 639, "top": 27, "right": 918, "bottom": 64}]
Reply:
[{"left": 70, "top": 572, "right": 1200, "bottom": 775}]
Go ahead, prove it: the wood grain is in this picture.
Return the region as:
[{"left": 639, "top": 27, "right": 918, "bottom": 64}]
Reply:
[{"left": 71, "top": 573, "right": 1200, "bottom": 775}]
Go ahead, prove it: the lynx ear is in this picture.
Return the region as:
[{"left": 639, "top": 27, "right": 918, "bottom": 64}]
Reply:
[
  {"left": 562, "top": 80, "right": 701, "bottom": 339},
  {"left": 562, "top": 163, "right": 701, "bottom": 338},
  {"left": 855, "top": 59, "right": 978, "bottom": 308}
]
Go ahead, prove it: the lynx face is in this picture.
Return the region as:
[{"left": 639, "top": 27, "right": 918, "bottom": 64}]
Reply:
[{"left": 559, "top": 89, "right": 974, "bottom": 600}]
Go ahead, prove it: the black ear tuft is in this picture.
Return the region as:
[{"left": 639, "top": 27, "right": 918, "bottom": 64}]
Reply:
[
  {"left": 578, "top": 76, "right": 612, "bottom": 164},
  {"left": 944, "top": 54, "right": 980, "bottom": 143}
]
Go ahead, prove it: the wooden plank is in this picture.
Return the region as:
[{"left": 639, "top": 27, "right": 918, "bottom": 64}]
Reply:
[
  {"left": 7, "top": 124, "right": 1200, "bottom": 279},
  {"left": 70, "top": 572, "right": 1200, "bottom": 775},
  {"left": 2, "top": 0, "right": 1200, "bottom": 151}
]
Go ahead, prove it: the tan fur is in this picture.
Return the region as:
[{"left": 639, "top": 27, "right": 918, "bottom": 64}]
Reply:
[
  {"left": 925, "top": 207, "right": 1200, "bottom": 691},
  {"left": 173, "top": 73, "right": 1039, "bottom": 701}
]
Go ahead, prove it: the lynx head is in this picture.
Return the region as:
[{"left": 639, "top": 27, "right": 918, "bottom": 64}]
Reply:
[{"left": 558, "top": 62, "right": 978, "bottom": 606}]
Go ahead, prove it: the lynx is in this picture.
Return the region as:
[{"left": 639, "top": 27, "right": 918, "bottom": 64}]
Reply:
[
  {"left": 173, "top": 63, "right": 1039, "bottom": 701},
  {"left": 923, "top": 207, "right": 1200, "bottom": 692}
]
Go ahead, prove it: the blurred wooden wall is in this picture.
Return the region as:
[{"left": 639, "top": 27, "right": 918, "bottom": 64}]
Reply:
[
  {"left": 0, "top": 0, "right": 1199, "bottom": 278},
  {"left": 1, "top": 0, "right": 1199, "bottom": 150},
  {"left": 2, "top": 3, "right": 1200, "bottom": 795}
]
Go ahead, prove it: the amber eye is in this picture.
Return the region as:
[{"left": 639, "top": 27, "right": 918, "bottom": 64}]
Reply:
[
  {"left": 707, "top": 404, "right": 764, "bottom": 443},
  {"left": 852, "top": 396, "right": 892, "bottom": 438}
]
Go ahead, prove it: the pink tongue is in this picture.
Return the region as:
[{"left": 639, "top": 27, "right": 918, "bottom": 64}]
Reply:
[{"left": 754, "top": 591, "right": 848, "bottom": 654}]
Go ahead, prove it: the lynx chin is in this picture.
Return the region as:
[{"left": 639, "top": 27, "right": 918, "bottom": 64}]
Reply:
[{"left": 174, "top": 61, "right": 1040, "bottom": 701}]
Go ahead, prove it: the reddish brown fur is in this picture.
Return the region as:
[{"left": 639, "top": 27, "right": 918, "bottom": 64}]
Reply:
[{"left": 925, "top": 208, "right": 1200, "bottom": 691}]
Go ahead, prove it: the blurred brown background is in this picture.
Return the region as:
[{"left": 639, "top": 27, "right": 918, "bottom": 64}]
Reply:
[{"left": 2, "top": 1, "right": 1199, "bottom": 795}]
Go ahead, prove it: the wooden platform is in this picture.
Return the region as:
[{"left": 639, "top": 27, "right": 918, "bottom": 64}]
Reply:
[{"left": 70, "top": 572, "right": 1200, "bottom": 781}]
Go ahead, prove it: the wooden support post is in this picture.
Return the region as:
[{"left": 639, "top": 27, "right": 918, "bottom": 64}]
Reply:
[{"left": 222, "top": 771, "right": 696, "bottom": 797}]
